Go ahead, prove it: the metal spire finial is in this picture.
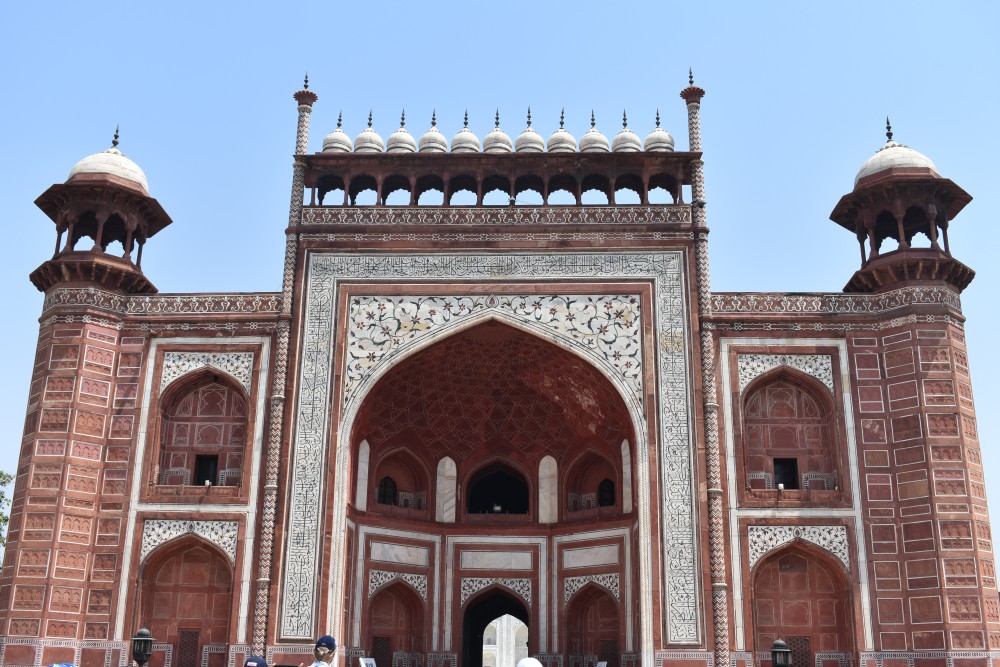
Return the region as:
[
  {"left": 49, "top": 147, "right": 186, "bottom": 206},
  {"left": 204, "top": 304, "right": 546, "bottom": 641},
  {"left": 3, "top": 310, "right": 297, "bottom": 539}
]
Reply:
[
  {"left": 431, "top": 109, "right": 437, "bottom": 127},
  {"left": 463, "top": 110, "right": 469, "bottom": 128},
  {"left": 655, "top": 108, "right": 661, "bottom": 128},
  {"left": 622, "top": 110, "right": 628, "bottom": 129},
  {"left": 112, "top": 125, "right": 120, "bottom": 148},
  {"left": 337, "top": 111, "right": 342, "bottom": 129},
  {"left": 885, "top": 116, "right": 893, "bottom": 142},
  {"left": 303, "top": 73, "right": 309, "bottom": 90},
  {"left": 689, "top": 67, "right": 694, "bottom": 86},
  {"left": 590, "top": 110, "right": 596, "bottom": 129},
  {"left": 400, "top": 109, "right": 405, "bottom": 128},
  {"left": 367, "top": 110, "right": 373, "bottom": 128},
  {"left": 527, "top": 106, "right": 532, "bottom": 128},
  {"left": 495, "top": 109, "right": 500, "bottom": 128},
  {"left": 559, "top": 108, "right": 565, "bottom": 129}
]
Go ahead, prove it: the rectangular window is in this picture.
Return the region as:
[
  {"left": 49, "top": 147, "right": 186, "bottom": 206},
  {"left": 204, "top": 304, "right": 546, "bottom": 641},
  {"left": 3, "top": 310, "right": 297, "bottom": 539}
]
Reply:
[
  {"left": 194, "top": 455, "right": 218, "bottom": 486},
  {"left": 774, "top": 458, "right": 800, "bottom": 489}
]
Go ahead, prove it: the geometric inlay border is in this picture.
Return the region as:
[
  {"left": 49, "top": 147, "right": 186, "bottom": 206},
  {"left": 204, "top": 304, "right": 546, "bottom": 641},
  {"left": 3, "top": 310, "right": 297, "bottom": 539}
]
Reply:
[
  {"left": 746, "top": 524, "right": 850, "bottom": 570},
  {"left": 283, "top": 251, "right": 697, "bottom": 645}
]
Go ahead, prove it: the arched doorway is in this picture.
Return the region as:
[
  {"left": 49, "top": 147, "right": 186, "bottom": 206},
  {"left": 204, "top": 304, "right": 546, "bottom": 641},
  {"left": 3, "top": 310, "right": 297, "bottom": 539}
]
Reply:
[
  {"left": 566, "top": 585, "right": 619, "bottom": 667},
  {"left": 751, "top": 547, "right": 854, "bottom": 667},
  {"left": 368, "top": 582, "right": 425, "bottom": 667},
  {"left": 463, "top": 589, "right": 529, "bottom": 667},
  {"left": 139, "top": 539, "right": 233, "bottom": 667}
]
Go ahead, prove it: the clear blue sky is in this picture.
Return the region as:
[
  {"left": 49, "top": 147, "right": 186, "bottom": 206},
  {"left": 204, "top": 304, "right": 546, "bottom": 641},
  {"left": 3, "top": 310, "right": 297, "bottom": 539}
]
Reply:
[{"left": 1, "top": 1, "right": 998, "bottom": 533}]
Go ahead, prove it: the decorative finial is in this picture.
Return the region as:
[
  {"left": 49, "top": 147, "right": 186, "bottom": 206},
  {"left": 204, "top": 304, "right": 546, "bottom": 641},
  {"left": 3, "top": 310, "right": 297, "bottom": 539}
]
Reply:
[
  {"left": 495, "top": 109, "right": 500, "bottom": 128},
  {"left": 367, "top": 110, "right": 373, "bottom": 128},
  {"left": 464, "top": 110, "right": 469, "bottom": 128},
  {"left": 655, "top": 108, "right": 661, "bottom": 128},
  {"left": 303, "top": 73, "right": 309, "bottom": 90},
  {"left": 431, "top": 109, "right": 437, "bottom": 127},
  {"left": 527, "top": 106, "right": 532, "bottom": 128},
  {"left": 400, "top": 109, "right": 405, "bottom": 128},
  {"left": 559, "top": 108, "right": 565, "bottom": 129},
  {"left": 337, "top": 111, "right": 342, "bottom": 129},
  {"left": 622, "top": 110, "right": 628, "bottom": 129},
  {"left": 112, "top": 125, "right": 119, "bottom": 148},
  {"left": 689, "top": 67, "right": 694, "bottom": 86},
  {"left": 885, "top": 116, "right": 893, "bottom": 142},
  {"left": 590, "top": 110, "right": 596, "bottom": 129}
]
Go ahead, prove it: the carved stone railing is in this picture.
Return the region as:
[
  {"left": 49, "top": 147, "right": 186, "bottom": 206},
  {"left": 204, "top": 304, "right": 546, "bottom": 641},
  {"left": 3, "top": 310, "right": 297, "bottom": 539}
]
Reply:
[{"left": 301, "top": 204, "right": 691, "bottom": 226}]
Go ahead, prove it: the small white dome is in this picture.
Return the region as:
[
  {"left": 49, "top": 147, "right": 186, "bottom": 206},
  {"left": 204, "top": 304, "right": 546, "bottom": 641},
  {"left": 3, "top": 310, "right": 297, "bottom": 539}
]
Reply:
[
  {"left": 418, "top": 111, "right": 448, "bottom": 153},
  {"left": 68, "top": 130, "right": 149, "bottom": 195},
  {"left": 322, "top": 112, "right": 353, "bottom": 153},
  {"left": 644, "top": 110, "right": 675, "bottom": 152},
  {"left": 578, "top": 111, "right": 609, "bottom": 153},
  {"left": 611, "top": 111, "right": 641, "bottom": 152},
  {"left": 451, "top": 111, "right": 480, "bottom": 153},
  {"left": 854, "top": 126, "right": 937, "bottom": 186},
  {"left": 547, "top": 109, "right": 577, "bottom": 153},
  {"left": 354, "top": 112, "right": 384, "bottom": 153},
  {"left": 516, "top": 659, "right": 543, "bottom": 667},
  {"left": 483, "top": 110, "right": 513, "bottom": 153},
  {"left": 386, "top": 111, "right": 417, "bottom": 153},
  {"left": 515, "top": 108, "right": 544, "bottom": 153}
]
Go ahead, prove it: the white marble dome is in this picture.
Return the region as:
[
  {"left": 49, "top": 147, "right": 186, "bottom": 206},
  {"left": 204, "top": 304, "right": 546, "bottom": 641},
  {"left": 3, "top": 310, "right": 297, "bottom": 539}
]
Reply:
[
  {"left": 644, "top": 111, "right": 675, "bottom": 152},
  {"left": 515, "top": 108, "right": 544, "bottom": 153},
  {"left": 579, "top": 111, "right": 609, "bottom": 153},
  {"left": 547, "top": 110, "right": 576, "bottom": 153},
  {"left": 386, "top": 111, "right": 417, "bottom": 153},
  {"left": 322, "top": 113, "right": 353, "bottom": 153},
  {"left": 68, "top": 132, "right": 149, "bottom": 195},
  {"left": 611, "top": 112, "right": 641, "bottom": 152},
  {"left": 354, "top": 112, "right": 385, "bottom": 153},
  {"left": 855, "top": 139, "right": 937, "bottom": 186},
  {"left": 483, "top": 110, "right": 513, "bottom": 153},
  {"left": 451, "top": 111, "right": 480, "bottom": 153},
  {"left": 418, "top": 112, "right": 448, "bottom": 153}
]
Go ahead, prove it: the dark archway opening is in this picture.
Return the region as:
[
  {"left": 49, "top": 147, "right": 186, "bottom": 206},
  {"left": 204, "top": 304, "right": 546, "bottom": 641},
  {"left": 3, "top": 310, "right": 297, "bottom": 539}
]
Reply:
[
  {"left": 463, "top": 590, "right": 529, "bottom": 667},
  {"left": 467, "top": 464, "right": 529, "bottom": 514}
]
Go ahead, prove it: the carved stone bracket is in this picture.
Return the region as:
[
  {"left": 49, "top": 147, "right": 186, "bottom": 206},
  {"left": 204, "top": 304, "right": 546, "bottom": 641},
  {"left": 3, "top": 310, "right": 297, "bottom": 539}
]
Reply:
[
  {"left": 737, "top": 354, "right": 834, "bottom": 394},
  {"left": 161, "top": 351, "right": 255, "bottom": 394},
  {"left": 140, "top": 519, "right": 239, "bottom": 563},
  {"left": 368, "top": 569, "right": 428, "bottom": 601},
  {"left": 564, "top": 573, "right": 620, "bottom": 602},
  {"left": 747, "top": 525, "right": 850, "bottom": 570},
  {"left": 460, "top": 577, "right": 532, "bottom": 606}
]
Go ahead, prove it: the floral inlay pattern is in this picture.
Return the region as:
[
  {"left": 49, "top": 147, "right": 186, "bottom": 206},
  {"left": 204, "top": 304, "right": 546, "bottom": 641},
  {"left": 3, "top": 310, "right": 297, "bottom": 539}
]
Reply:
[
  {"left": 737, "top": 354, "right": 834, "bottom": 394},
  {"left": 564, "top": 573, "right": 620, "bottom": 602},
  {"left": 161, "top": 352, "right": 255, "bottom": 394},
  {"left": 460, "top": 577, "right": 532, "bottom": 605},
  {"left": 746, "top": 525, "right": 850, "bottom": 569},
  {"left": 346, "top": 295, "right": 642, "bottom": 407},
  {"left": 368, "top": 569, "right": 428, "bottom": 601},
  {"left": 140, "top": 519, "right": 239, "bottom": 563}
]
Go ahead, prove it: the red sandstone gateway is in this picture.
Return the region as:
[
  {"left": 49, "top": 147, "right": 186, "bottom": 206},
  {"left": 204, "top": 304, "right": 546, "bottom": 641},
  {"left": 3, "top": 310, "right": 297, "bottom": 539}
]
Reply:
[{"left": 2, "top": 76, "right": 993, "bottom": 667}]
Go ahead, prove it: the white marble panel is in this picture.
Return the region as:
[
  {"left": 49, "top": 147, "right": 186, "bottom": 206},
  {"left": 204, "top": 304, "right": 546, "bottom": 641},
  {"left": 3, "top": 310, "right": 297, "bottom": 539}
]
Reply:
[
  {"left": 539, "top": 456, "right": 557, "bottom": 524},
  {"left": 436, "top": 456, "right": 457, "bottom": 523},
  {"left": 370, "top": 541, "right": 428, "bottom": 566},
  {"left": 562, "top": 544, "right": 619, "bottom": 569},
  {"left": 460, "top": 550, "right": 533, "bottom": 570}
]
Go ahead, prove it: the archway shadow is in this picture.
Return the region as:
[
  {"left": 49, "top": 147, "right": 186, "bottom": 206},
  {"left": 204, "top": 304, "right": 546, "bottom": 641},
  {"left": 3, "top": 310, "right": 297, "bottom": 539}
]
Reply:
[{"left": 463, "top": 589, "right": 529, "bottom": 667}]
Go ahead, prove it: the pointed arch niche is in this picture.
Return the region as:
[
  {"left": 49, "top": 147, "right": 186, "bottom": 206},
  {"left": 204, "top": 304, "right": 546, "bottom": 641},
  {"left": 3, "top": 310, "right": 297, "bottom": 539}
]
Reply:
[{"left": 735, "top": 365, "right": 850, "bottom": 508}]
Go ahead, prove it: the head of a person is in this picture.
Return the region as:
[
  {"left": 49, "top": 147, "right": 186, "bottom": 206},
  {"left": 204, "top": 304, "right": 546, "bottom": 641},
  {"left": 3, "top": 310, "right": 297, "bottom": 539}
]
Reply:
[
  {"left": 314, "top": 635, "right": 336, "bottom": 661},
  {"left": 244, "top": 657, "right": 267, "bottom": 667}
]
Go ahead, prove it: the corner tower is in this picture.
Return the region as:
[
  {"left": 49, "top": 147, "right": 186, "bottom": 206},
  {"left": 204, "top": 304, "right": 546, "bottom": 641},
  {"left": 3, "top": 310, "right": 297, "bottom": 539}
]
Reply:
[
  {"left": 831, "top": 119, "right": 973, "bottom": 293},
  {"left": 30, "top": 129, "right": 171, "bottom": 294}
]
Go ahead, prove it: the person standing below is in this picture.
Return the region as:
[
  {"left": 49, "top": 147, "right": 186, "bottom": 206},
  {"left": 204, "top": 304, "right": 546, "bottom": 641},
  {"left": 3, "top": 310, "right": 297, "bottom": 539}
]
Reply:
[{"left": 304, "top": 635, "right": 336, "bottom": 667}]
